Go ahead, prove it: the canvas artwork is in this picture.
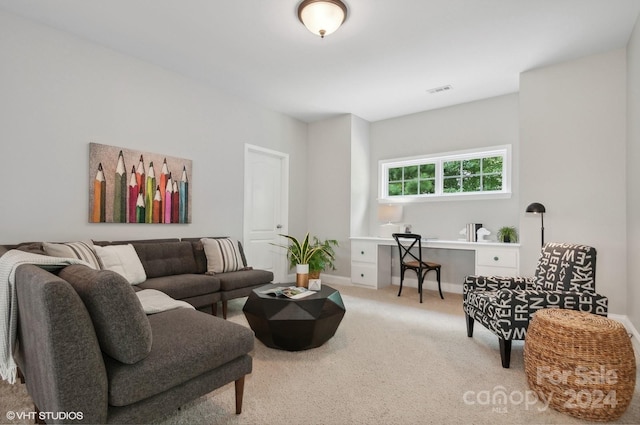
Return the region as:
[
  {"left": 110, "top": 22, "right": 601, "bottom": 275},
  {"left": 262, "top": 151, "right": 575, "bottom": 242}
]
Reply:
[{"left": 89, "top": 143, "right": 192, "bottom": 223}]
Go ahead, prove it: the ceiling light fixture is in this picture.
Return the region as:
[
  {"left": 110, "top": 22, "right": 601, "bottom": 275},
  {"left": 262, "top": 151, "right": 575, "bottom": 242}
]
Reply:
[{"left": 297, "top": 0, "right": 348, "bottom": 39}]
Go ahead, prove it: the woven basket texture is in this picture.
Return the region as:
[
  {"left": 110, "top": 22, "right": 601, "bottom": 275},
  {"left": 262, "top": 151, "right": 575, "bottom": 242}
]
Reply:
[{"left": 524, "top": 308, "right": 636, "bottom": 422}]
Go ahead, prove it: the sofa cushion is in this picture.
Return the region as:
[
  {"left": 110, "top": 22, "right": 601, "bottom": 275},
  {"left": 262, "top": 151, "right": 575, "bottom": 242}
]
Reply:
[
  {"left": 201, "top": 238, "right": 243, "bottom": 273},
  {"left": 14, "top": 242, "right": 46, "bottom": 255},
  {"left": 132, "top": 241, "right": 199, "bottom": 278},
  {"left": 217, "top": 269, "right": 274, "bottom": 292},
  {"left": 94, "top": 244, "right": 147, "bottom": 285},
  {"left": 187, "top": 239, "right": 211, "bottom": 274},
  {"left": 136, "top": 274, "right": 220, "bottom": 300},
  {"left": 58, "top": 265, "right": 152, "bottom": 364},
  {"left": 104, "top": 308, "right": 254, "bottom": 406},
  {"left": 43, "top": 240, "right": 102, "bottom": 270}
]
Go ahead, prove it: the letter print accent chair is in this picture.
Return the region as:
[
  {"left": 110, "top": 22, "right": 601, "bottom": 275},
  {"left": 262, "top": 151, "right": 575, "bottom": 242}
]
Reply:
[
  {"left": 392, "top": 233, "right": 443, "bottom": 303},
  {"left": 463, "top": 242, "right": 608, "bottom": 368}
]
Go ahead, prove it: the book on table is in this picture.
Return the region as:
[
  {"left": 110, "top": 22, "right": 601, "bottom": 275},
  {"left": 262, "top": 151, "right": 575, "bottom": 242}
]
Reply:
[{"left": 260, "top": 286, "right": 316, "bottom": 299}]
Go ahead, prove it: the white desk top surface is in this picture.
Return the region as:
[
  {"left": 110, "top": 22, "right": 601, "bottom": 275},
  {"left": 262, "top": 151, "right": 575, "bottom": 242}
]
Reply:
[{"left": 350, "top": 236, "right": 520, "bottom": 249}]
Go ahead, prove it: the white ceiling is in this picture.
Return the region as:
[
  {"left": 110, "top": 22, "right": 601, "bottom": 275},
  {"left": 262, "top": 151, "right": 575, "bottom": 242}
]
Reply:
[{"left": 1, "top": 0, "right": 639, "bottom": 123}]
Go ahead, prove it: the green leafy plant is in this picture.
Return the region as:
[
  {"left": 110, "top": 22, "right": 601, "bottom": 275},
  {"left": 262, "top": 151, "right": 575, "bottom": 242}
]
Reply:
[
  {"left": 497, "top": 226, "right": 518, "bottom": 243},
  {"left": 308, "top": 237, "right": 338, "bottom": 274},
  {"left": 273, "top": 233, "right": 337, "bottom": 271}
]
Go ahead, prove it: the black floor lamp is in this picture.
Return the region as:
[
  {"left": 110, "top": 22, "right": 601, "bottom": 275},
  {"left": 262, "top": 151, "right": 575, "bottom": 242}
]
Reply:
[{"left": 526, "top": 202, "right": 546, "bottom": 247}]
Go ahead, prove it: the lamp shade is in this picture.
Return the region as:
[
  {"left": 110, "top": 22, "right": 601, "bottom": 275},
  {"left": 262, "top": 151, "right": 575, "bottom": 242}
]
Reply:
[
  {"left": 526, "top": 202, "right": 546, "bottom": 247},
  {"left": 298, "top": 0, "right": 347, "bottom": 38},
  {"left": 378, "top": 204, "right": 403, "bottom": 223},
  {"left": 526, "top": 202, "right": 546, "bottom": 214}
]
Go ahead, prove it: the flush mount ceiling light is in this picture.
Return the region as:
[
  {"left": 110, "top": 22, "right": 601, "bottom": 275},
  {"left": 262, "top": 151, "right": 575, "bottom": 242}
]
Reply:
[{"left": 297, "top": 0, "right": 348, "bottom": 38}]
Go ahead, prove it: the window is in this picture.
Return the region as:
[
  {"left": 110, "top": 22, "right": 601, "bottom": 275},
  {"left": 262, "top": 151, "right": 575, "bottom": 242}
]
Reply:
[{"left": 379, "top": 145, "right": 511, "bottom": 202}]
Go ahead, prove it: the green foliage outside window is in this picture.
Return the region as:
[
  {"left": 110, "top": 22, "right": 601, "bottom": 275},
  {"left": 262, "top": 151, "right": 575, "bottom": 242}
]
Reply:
[
  {"left": 442, "top": 156, "right": 503, "bottom": 194},
  {"left": 387, "top": 153, "right": 504, "bottom": 198},
  {"left": 388, "top": 163, "right": 436, "bottom": 196}
]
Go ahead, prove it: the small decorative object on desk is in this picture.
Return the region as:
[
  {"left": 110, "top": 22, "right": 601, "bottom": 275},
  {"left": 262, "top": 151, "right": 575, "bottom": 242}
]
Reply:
[
  {"left": 476, "top": 227, "right": 491, "bottom": 242},
  {"left": 260, "top": 286, "right": 316, "bottom": 299},
  {"left": 497, "top": 226, "right": 518, "bottom": 243},
  {"left": 308, "top": 279, "right": 321, "bottom": 291},
  {"left": 465, "top": 223, "right": 483, "bottom": 242}
]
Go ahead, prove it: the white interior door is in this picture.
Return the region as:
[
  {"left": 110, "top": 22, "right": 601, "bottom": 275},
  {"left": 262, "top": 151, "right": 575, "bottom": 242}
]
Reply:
[{"left": 243, "top": 145, "right": 289, "bottom": 283}]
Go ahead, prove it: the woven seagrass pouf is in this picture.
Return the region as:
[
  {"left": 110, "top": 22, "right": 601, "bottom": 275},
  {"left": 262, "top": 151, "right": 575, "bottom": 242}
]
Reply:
[{"left": 524, "top": 309, "right": 636, "bottom": 422}]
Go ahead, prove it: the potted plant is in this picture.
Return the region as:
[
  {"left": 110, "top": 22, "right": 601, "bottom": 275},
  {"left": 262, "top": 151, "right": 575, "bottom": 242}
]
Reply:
[
  {"left": 497, "top": 226, "right": 518, "bottom": 243},
  {"left": 308, "top": 236, "right": 338, "bottom": 279},
  {"left": 273, "top": 233, "right": 337, "bottom": 287}
]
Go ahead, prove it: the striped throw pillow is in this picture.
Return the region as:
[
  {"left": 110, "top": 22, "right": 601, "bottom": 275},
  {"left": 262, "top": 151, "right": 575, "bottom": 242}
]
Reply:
[
  {"left": 43, "top": 240, "right": 102, "bottom": 270},
  {"left": 201, "top": 238, "right": 243, "bottom": 273}
]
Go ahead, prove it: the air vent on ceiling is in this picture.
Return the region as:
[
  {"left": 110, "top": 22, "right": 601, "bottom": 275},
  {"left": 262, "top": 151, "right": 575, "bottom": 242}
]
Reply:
[{"left": 427, "top": 85, "right": 453, "bottom": 94}]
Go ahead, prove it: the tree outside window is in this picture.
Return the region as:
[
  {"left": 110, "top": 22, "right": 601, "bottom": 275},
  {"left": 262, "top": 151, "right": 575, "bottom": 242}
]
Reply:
[{"left": 381, "top": 146, "right": 510, "bottom": 201}]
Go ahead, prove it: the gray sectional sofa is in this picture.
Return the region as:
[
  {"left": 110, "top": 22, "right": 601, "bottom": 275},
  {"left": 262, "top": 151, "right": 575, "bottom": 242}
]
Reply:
[
  {"left": 1, "top": 236, "right": 274, "bottom": 424},
  {"left": 16, "top": 237, "right": 274, "bottom": 319}
]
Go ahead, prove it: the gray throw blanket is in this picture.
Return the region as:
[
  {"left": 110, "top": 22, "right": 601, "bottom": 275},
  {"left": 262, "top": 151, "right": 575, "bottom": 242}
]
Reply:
[{"left": 0, "top": 250, "right": 90, "bottom": 384}]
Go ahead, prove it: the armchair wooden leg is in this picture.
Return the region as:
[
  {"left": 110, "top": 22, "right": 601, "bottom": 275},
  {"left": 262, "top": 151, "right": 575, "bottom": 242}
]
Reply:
[
  {"left": 235, "top": 375, "right": 245, "bottom": 414},
  {"left": 211, "top": 302, "right": 218, "bottom": 317},
  {"left": 465, "top": 314, "right": 474, "bottom": 337},
  {"left": 499, "top": 338, "right": 512, "bottom": 368},
  {"left": 436, "top": 268, "right": 443, "bottom": 299}
]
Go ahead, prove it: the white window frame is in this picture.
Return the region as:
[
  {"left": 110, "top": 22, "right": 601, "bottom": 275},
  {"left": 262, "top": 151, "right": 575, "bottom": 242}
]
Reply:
[{"left": 378, "top": 145, "right": 512, "bottom": 203}]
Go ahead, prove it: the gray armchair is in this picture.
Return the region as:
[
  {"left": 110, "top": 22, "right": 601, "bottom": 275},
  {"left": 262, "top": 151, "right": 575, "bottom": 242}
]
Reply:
[{"left": 463, "top": 242, "right": 608, "bottom": 368}]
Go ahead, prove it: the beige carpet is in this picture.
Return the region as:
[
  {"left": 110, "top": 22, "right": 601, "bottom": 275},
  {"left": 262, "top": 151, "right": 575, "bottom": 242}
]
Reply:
[{"left": 1, "top": 284, "right": 639, "bottom": 424}]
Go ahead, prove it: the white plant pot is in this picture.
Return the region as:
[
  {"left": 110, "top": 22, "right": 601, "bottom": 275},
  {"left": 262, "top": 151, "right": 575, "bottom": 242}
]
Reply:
[{"left": 296, "top": 264, "right": 309, "bottom": 288}]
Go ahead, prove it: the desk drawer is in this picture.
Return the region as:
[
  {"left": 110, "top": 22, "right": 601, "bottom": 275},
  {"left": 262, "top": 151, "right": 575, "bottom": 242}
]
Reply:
[
  {"left": 476, "top": 249, "right": 518, "bottom": 269},
  {"left": 351, "top": 263, "right": 377, "bottom": 287},
  {"left": 476, "top": 265, "right": 519, "bottom": 277},
  {"left": 351, "top": 242, "right": 377, "bottom": 264}
]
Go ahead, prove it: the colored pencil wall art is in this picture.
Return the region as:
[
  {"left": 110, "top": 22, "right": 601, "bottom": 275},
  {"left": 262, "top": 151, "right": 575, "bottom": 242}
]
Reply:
[{"left": 89, "top": 143, "right": 192, "bottom": 224}]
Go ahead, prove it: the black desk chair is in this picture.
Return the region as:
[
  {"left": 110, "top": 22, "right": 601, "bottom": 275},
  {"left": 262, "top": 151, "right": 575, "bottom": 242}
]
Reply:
[{"left": 392, "top": 233, "right": 443, "bottom": 303}]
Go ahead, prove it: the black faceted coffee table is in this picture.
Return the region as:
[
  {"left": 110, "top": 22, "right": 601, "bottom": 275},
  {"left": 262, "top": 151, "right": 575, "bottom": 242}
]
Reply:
[{"left": 243, "top": 284, "right": 346, "bottom": 351}]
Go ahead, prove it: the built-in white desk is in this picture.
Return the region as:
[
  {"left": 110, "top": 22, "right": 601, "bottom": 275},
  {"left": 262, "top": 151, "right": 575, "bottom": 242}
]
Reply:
[{"left": 350, "top": 236, "right": 520, "bottom": 290}]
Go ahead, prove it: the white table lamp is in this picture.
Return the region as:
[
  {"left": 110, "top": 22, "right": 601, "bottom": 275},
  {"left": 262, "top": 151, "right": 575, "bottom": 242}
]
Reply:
[{"left": 378, "top": 204, "right": 403, "bottom": 238}]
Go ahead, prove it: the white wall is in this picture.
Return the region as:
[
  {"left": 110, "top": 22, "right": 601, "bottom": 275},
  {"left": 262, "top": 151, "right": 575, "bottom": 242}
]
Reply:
[
  {"left": 307, "top": 114, "right": 353, "bottom": 276},
  {"left": 519, "top": 49, "right": 627, "bottom": 314},
  {"left": 367, "top": 94, "right": 520, "bottom": 289},
  {"left": 369, "top": 94, "right": 520, "bottom": 240},
  {"left": 0, "top": 11, "right": 308, "bottom": 245},
  {"left": 350, "top": 115, "right": 371, "bottom": 238},
  {"left": 627, "top": 16, "right": 640, "bottom": 329}
]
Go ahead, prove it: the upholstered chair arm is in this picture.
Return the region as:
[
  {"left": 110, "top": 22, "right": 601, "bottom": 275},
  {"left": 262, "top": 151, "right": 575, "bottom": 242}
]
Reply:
[
  {"left": 491, "top": 289, "right": 609, "bottom": 341},
  {"left": 463, "top": 275, "right": 532, "bottom": 296}
]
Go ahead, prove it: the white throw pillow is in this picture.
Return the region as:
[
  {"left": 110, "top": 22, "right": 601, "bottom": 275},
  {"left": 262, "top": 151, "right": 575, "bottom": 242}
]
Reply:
[
  {"left": 201, "top": 238, "right": 243, "bottom": 274},
  {"left": 94, "top": 244, "right": 147, "bottom": 285},
  {"left": 43, "top": 240, "right": 102, "bottom": 270}
]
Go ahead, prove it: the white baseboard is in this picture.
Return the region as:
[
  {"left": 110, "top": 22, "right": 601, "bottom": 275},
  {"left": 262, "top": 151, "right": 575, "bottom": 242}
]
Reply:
[{"left": 320, "top": 274, "right": 352, "bottom": 286}]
